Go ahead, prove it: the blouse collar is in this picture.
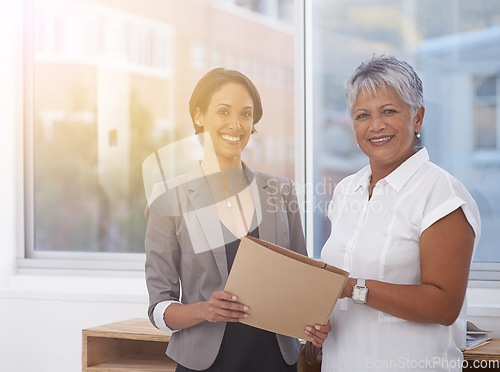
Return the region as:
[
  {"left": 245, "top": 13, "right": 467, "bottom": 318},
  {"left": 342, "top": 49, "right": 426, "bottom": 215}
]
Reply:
[{"left": 354, "top": 147, "right": 429, "bottom": 193}]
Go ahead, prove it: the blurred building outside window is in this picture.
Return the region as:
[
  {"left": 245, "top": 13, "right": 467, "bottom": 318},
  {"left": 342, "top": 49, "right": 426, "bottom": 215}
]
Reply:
[{"left": 27, "top": 0, "right": 295, "bottom": 259}]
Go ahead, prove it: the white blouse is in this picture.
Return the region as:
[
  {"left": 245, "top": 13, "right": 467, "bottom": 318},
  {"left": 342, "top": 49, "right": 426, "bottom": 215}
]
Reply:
[{"left": 321, "top": 147, "right": 481, "bottom": 372}]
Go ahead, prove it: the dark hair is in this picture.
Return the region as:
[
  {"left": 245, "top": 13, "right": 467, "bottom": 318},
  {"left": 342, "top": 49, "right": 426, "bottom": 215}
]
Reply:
[{"left": 189, "top": 68, "right": 263, "bottom": 134}]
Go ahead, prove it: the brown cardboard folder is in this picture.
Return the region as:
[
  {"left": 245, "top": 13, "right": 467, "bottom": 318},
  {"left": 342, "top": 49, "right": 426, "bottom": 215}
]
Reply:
[{"left": 224, "top": 236, "right": 349, "bottom": 340}]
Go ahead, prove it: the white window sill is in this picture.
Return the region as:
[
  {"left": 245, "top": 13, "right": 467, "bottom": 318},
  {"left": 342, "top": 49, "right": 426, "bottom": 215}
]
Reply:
[{"left": 0, "top": 273, "right": 148, "bottom": 303}]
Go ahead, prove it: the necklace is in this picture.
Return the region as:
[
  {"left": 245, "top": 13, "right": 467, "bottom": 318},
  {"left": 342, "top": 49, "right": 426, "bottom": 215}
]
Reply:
[
  {"left": 203, "top": 168, "right": 251, "bottom": 234},
  {"left": 208, "top": 184, "right": 233, "bottom": 207},
  {"left": 205, "top": 168, "right": 248, "bottom": 208}
]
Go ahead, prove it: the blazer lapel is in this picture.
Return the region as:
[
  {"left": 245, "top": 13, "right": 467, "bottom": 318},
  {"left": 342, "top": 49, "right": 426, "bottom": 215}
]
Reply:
[
  {"left": 187, "top": 163, "right": 228, "bottom": 280},
  {"left": 244, "top": 164, "right": 277, "bottom": 245},
  {"left": 185, "top": 162, "right": 281, "bottom": 282}
]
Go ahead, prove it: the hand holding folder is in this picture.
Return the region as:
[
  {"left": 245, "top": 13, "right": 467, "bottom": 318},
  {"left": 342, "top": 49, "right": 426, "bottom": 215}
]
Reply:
[{"left": 224, "top": 236, "right": 349, "bottom": 340}]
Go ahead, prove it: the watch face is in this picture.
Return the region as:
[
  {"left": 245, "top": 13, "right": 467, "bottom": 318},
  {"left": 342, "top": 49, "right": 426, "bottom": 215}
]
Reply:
[{"left": 352, "top": 286, "right": 368, "bottom": 303}]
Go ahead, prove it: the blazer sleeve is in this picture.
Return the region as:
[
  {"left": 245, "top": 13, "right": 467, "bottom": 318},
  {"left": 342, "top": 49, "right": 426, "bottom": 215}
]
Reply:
[{"left": 145, "top": 191, "right": 182, "bottom": 329}]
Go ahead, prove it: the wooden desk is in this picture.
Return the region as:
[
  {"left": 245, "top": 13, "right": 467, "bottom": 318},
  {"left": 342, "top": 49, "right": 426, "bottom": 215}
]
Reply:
[
  {"left": 82, "top": 318, "right": 318, "bottom": 372},
  {"left": 463, "top": 338, "right": 500, "bottom": 371},
  {"left": 84, "top": 319, "right": 499, "bottom": 372},
  {"left": 82, "top": 318, "right": 176, "bottom": 371}
]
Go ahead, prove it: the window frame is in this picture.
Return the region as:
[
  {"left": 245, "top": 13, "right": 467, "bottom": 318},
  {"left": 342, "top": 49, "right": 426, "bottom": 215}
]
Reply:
[
  {"left": 19, "top": 0, "right": 149, "bottom": 274},
  {"left": 469, "top": 263, "right": 500, "bottom": 284},
  {"left": 469, "top": 74, "right": 500, "bottom": 285},
  {"left": 473, "top": 75, "right": 498, "bottom": 152}
]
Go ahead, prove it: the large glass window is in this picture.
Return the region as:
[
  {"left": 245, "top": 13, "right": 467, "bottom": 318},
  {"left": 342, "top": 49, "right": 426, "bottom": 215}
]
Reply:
[
  {"left": 308, "top": 0, "right": 500, "bottom": 279},
  {"left": 27, "top": 0, "right": 295, "bottom": 258},
  {"left": 25, "top": 0, "right": 500, "bottom": 281}
]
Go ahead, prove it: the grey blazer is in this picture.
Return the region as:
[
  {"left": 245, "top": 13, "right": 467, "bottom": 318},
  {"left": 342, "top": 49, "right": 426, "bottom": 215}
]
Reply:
[{"left": 145, "top": 162, "right": 307, "bottom": 370}]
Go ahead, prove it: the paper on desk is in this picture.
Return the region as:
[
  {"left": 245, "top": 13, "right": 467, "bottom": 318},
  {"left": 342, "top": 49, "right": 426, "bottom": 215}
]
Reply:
[{"left": 466, "top": 321, "right": 492, "bottom": 350}]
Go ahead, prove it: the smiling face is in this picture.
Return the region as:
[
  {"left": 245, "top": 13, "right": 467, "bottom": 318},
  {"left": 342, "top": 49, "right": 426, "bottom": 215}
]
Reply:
[
  {"left": 352, "top": 85, "right": 424, "bottom": 177},
  {"left": 196, "top": 82, "right": 254, "bottom": 169}
]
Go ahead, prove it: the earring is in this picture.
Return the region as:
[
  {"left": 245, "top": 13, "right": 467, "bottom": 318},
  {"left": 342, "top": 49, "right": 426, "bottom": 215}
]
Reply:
[
  {"left": 195, "top": 121, "right": 200, "bottom": 125},
  {"left": 416, "top": 132, "right": 421, "bottom": 138}
]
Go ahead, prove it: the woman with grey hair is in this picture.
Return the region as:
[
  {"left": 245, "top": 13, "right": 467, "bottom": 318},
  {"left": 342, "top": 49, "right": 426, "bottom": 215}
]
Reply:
[{"left": 315, "top": 55, "right": 481, "bottom": 371}]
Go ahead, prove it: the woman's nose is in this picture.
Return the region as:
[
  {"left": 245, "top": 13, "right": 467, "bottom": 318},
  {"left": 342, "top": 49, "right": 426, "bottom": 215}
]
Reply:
[
  {"left": 369, "top": 115, "right": 387, "bottom": 132},
  {"left": 228, "top": 117, "right": 241, "bottom": 129}
]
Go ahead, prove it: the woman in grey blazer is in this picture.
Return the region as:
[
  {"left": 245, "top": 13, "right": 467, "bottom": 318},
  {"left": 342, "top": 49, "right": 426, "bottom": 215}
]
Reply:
[{"left": 145, "top": 68, "right": 330, "bottom": 371}]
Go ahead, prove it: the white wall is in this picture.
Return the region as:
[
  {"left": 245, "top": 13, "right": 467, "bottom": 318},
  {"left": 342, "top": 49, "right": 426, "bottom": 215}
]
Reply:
[
  {"left": 0, "top": 292, "right": 147, "bottom": 372},
  {"left": 0, "top": 3, "right": 150, "bottom": 372},
  {"left": 467, "top": 288, "right": 500, "bottom": 336}
]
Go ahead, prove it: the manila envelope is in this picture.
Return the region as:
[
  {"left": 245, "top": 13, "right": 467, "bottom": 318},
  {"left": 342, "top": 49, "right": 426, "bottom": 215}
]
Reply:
[{"left": 224, "top": 236, "right": 349, "bottom": 340}]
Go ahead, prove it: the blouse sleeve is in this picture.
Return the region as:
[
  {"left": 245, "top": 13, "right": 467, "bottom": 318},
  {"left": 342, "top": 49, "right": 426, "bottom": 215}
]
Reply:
[
  {"left": 153, "top": 300, "right": 182, "bottom": 333},
  {"left": 420, "top": 172, "right": 481, "bottom": 247}
]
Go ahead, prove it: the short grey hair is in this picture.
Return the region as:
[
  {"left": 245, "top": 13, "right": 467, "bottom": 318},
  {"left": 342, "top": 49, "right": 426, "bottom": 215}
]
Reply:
[{"left": 345, "top": 55, "right": 423, "bottom": 118}]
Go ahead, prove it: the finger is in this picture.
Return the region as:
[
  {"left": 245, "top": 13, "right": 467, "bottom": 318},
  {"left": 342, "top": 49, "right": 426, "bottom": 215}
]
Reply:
[
  {"left": 314, "top": 323, "right": 331, "bottom": 336},
  {"left": 305, "top": 325, "right": 328, "bottom": 340},
  {"left": 305, "top": 329, "right": 329, "bottom": 348},
  {"left": 219, "top": 305, "right": 250, "bottom": 318},
  {"left": 306, "top": 320, "right": 332, "bottom": 337},
  {"left": 213, "top": 290, "right": 238, "bottom": 302},
  {"left": 309, "top": 331, "right": 327, "bottom": 343},
  {"left": 214, "top": 293, "right": 250, "bottom": 313},
  {"left": 216, "top": 308, "right": 250, "bottom": 321},
  {"left": 216, "top": 299, "right": 250, "bottom": 314},
  {"left": 213, "top": 291, "right": 250, "bottom": 310},
  {"left": 205, "top": 295, "right": 248, "bottom": 323},
  {"left": 304, "top": 326, "right": 316, "bottom": 341},
  {"left": 209, "top": 299, "right": 247, "bottom": 315},
  {"left": 311, "top": 340, "right": 321, "bottom": 348},
  {"left": 324, "top": 320, "right": 332, "bottom": 332},
  {"left": 309, "top": 335, "right": 323, "bottom": 348}
]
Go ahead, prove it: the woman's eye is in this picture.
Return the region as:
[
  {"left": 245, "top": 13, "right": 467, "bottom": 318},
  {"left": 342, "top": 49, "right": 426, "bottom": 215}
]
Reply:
[
  {"left": 241, "top": 111, "right": 252, "bottom": 118},
  {"left": 355, "top": 113, "right": 368, "bottom": 120},
  {"left": 218, "top": 109, "right": 229, "bottom": 115},
  {"left": 383, "top": 109, "right": 397, "bottom": 114}
]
